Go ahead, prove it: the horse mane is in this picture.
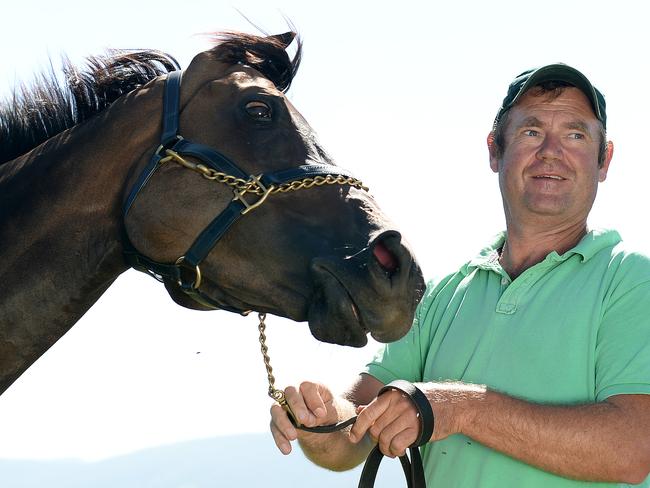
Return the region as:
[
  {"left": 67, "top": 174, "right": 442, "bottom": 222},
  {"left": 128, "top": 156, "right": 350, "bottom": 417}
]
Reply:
[
  {"left": 0, "top": 30, "right": 302, "bottom": 166},
  {"left": 0, "top": 50, "right": 179, "bottom": 165}
]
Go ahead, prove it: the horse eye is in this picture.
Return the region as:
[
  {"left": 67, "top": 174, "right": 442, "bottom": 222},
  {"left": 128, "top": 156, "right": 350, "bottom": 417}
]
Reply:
[{"left": 245, "top": 101, "right": 272, "bottom": 120}]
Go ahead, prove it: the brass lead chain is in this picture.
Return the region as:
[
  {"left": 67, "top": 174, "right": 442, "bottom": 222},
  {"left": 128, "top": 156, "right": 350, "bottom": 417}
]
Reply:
[
  {"left": 159, "top": 150, "right": 251, "bottom": 190},
  {"left": 258, "top": 312, "right": 284, "bottom": 403},
  {"left": 161, "top": 149, "right": 369, "bottom": 196},
  {"left": 257, "top": 313, "right": 301, "bottom": 426}
]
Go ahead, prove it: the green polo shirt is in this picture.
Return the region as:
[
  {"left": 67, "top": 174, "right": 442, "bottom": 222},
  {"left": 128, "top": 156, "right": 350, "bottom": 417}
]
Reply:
[{"left": 366, "top": 229, "right": 650, "bottom": 487}]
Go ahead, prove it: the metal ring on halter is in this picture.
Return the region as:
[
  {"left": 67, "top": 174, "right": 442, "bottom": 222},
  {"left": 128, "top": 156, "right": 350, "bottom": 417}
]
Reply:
[{"left": 175, "top": 256, "right": 202, "bottom": 289}]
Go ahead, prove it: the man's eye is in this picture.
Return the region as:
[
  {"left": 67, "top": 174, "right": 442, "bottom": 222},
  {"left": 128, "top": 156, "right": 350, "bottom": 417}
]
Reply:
[
  {"left": 245, "top": 101, "right": 272, "bottom": 120},
  {"left": 523, "top": 129, "right": 539, "bottom": 137},
  {"left": 569, "top": 133, "right": 585, "bottom": 140}
]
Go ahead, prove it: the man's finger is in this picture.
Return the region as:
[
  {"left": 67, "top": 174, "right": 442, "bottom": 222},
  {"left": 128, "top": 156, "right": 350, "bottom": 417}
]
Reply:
[
  {"left": 270, "top": 404, "right": 296, "bottom": 455},
  {"left": 270, "top": 403, "right": 298, "bottom": 440},
  {"left": 299, "top": 382, "right": 329, "bottom": 419},
  {"left": 367, "top": 393, "right": 411, "bottom": 439},
  {"left": 376, "top": 416, "right": 418, "bottom": 457},
  {"left": 349, "top": 395, "right": 391, "bottom": 442},
  {"left": 388, "top": 428, "right": 419, "bottom": 458},
  {"left": 270, "top": 424, "right": 292, "bottom": 455},
  {"left": 284, "top": 385, "right": 317, "bottom": 426}
]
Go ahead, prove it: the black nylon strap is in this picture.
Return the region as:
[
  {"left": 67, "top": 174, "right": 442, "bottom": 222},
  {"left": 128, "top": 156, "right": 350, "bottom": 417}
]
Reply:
[
  {"left": 160, "top": 70, "right": 182, "bottom": 145},
  {"left": 172, "top": 138, "right": 249, "bottom": 179},
  {"left": 123, "top": 152, "right": 163, "bottom": 216},
  {"left": 181, "top": 287, "right": 250, "bottom": 314},
  {"left": 123, "top": 70, "right": 182, "bottom": 217},
  {"left": 290, "top": 415, "right": 358, "bottom": 434},
  {"left": 380, "top": 380, "right": 435, "bottom": 447},
  {"left": 359, "top": 445, "right": 425, "bottom": 488},
  {"left": 183, "top": 200, "right": 246, "bottom": 267},
  {"left": 357, "top": 380, "right": 433, "bottom": 488},
  {"left": 124, "top": 251, "right": 180, "bottom": 282}
]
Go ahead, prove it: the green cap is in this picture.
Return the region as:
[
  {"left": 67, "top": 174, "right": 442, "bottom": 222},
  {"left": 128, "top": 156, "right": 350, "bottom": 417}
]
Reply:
[{"left": 494, "top": 63, "right": 607, "bottom": 129}]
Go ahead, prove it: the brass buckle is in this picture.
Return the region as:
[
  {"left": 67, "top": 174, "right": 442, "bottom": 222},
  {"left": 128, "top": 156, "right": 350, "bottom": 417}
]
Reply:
[
  {"left": 269, "top": 389, "right": 302, "bottom": 428},
  {"left": 175, "top": 256, "right": 202, "bottom": 289},
  {"left": 154, "top": 135, "right": 184, "bottom": 157},
  {"left": 232, "top": 175, "right": 274, "bottom": 215}
]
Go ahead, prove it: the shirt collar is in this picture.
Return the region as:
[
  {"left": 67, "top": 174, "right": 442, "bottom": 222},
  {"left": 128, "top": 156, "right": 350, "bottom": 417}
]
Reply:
[
  {"left": 463, "top": 228, "right": 621, "bottom": 275},
  {"left": 570, "top": 228, "right": 621, "bottom": 261},
  {"left": 464, "top": 232, "right": 506, "bottom": 274}
]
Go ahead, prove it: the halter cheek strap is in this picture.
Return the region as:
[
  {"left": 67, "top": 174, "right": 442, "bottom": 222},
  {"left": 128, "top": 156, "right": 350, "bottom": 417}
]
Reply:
[{"left": 122, "top": 70, "right": 367, "bottom": 312}]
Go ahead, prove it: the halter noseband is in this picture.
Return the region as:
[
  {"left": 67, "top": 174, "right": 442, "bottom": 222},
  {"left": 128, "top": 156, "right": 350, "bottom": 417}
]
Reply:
[{"left": 122, "top": 70, "right": 367, "bottom": 312}]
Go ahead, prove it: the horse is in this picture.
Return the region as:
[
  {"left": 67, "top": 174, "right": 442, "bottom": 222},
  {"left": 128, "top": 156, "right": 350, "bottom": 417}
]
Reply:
[{"left": 0, "top": 31, "right": 425, "bottom": 397}]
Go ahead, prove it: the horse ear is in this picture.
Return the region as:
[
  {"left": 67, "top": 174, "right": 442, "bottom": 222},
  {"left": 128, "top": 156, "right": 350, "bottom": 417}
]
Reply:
[{"left": 268, "top": 31, "right": 296, "bottom": 50}]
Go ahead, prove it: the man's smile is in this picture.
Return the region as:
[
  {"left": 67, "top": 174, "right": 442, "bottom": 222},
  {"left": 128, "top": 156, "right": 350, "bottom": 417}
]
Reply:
[{"left": 533, "top": 174, "right": 566, "bottom": 180}]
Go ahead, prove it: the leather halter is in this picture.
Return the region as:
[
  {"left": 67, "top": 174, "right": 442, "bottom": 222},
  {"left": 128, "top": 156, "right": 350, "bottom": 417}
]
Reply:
[{"left": 122, "top": 70, "right": 364, "bottom": 311}]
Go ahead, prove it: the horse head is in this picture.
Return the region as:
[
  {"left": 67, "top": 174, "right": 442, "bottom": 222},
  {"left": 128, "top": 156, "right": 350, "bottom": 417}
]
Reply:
[{"left": 122, "top": 32, "right": 425, "bottom": 347}]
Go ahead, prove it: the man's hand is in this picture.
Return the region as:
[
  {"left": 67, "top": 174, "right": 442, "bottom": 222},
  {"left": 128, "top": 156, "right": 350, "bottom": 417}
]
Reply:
[
  {"left": 270, "top": 381, "right": 339, "bottom": 455},
  {"left": 350, "top": 381, "right": 485, "bottom": 457},
  {"left": 269, "top": 375, "right": 381, "bottom": 471},
  {"left": 350, "top": 388, "right": 420, "bottom": 458}
]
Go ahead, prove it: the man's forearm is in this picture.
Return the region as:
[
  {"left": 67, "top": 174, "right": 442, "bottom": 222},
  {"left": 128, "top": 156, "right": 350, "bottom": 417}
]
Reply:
[{"left": 460, "top": 388, "right": 650, "bottom": 483}]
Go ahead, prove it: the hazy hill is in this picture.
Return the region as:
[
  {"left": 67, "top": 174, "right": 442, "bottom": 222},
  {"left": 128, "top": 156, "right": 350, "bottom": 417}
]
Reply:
[{"left": 0, "top": 433, "right": 405, "bottom": 487}]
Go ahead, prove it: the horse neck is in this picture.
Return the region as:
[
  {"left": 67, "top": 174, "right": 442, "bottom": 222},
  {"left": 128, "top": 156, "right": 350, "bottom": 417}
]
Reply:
[{"left": 0, "top": 79, "right": 165, "bottom": 394}]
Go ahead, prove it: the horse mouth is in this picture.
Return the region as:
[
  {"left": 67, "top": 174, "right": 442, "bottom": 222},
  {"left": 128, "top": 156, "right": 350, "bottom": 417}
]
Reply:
[{"left": 307, "top": 266, "right": 369, "bottom": 347}]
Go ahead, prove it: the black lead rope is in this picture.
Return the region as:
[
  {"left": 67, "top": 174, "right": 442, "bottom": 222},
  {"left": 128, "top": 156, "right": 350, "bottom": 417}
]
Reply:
[{"left": 291, "top": 380, "right": 433, "bottom": 488}]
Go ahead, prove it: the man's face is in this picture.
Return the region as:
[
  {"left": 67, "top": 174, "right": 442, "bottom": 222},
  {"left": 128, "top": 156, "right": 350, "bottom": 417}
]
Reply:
[{"left": 489, "top": 87, "right": 612, "bottom": 227}]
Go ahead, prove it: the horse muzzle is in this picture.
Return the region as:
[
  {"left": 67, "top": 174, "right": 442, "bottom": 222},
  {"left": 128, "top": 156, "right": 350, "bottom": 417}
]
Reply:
[{"left": 307, "top": 230, "right": 425, "bottom": 347}]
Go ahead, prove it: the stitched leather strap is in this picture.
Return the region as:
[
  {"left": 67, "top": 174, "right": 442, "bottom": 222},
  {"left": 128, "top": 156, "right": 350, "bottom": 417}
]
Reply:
[
  {"left": 172, "top": 138, "right": 249, "bottom": 179},
  {"left": 357, "top": 380, "right": 433, "bottom": 488},
  {"left": 359, "top": 445, "right": 425, "bottom": 488},
  {"left": 294, "top": 415, "right": 358, "bottom": 433},
  {"left": 183, "top": 200, "right": 247, "bottom": 267},
  {"left": 380, "top": 380, "right": 435, "bottom": 447},
  {"left": 160, "top": 70, "right": 182, "bottom": 145}
]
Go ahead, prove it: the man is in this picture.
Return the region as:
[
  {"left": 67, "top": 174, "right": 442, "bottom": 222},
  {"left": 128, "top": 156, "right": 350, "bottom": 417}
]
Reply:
[{"left": 270, "top": 64, "right": 650, "bottom": 486}]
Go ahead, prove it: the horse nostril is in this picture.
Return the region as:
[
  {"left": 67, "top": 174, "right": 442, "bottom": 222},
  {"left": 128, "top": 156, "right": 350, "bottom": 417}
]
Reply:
[{"left": 373, "top": 240, "right": 399, "bottom": 274}]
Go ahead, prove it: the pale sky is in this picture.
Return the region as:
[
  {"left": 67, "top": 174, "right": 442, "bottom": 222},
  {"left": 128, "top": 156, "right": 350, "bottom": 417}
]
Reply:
[{"left": 1, "top": 0, "right": 649, "bottom": 463}]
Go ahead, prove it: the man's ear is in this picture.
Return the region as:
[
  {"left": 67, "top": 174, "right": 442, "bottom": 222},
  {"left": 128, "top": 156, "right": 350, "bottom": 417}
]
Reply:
[
  {"left": 487, "top": 131, "right": 499, "bottom": 173},
  {"left": 599, "top": 140, "right": 614, "bottom": 182}
]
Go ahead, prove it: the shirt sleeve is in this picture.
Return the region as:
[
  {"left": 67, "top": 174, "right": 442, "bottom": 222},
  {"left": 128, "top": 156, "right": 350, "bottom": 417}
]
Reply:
[
  {"left": 364, "top": 275, "right": 453, "bottom": 384},
  {"left": 364, "top": 314, "right": 423, "bottom": 385},
  {"left": 595, "top": 278, "right": 650, "bottom": 401}
]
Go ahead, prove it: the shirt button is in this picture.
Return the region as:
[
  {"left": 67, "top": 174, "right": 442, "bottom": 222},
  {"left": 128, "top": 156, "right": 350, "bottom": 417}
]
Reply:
[{"left": 501, "top": 277, "right": 509, "bottom": 285}]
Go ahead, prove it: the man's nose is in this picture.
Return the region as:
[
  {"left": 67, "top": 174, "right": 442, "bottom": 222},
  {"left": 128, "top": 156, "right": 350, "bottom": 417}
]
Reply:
[{"left": 536, "top": 133, "right": 563, "bottom": 161}]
